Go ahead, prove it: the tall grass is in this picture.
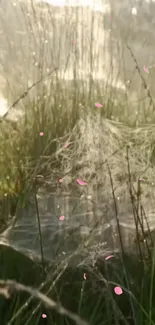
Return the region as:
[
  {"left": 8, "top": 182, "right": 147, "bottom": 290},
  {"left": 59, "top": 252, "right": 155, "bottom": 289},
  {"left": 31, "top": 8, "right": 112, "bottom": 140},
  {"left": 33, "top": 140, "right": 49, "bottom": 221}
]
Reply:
[
  {"left": 0, "top": 1, "right": 155, "bottom": 325},
  {"left": 1, "top": 170, "right": 155, "bottom": 325},
  {"left": 0, "top": 0, "right": 154, "bottom": 202}
]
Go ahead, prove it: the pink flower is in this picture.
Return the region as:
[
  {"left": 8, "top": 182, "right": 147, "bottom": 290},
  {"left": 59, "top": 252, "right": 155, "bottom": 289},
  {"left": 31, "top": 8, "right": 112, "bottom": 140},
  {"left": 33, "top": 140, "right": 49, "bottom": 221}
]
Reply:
[
  {"left": 58, "top": 178, "right": 63, "bottom": 183},
  {"left": 39, "top": 132, "right": 44, "bottom": 136},
  {"left": 84, "top": 273, "right": 87, "bottom": 280}
]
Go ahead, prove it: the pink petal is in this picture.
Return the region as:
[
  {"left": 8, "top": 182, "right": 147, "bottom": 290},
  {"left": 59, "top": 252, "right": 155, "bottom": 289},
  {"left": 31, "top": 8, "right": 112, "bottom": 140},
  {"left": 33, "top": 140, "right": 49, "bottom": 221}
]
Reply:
[
  {"left": 39, "top": 132, "right": 44, "bottom": 136},
  {"left": 42, "top": 314, "right": 47, "bottom": 318},
  {"left": 105, "top": 255, "right": 114, "bottom": 260},
  {"left": 95, "top": 103, "right": 103, "bottom": 108},
  {"left": 143, "top": 65, "right": 149, "bottom": 73},
  {"left": 114, "top": 286, "right": 123, "bottom": 295},
  {"left": 84, "top": 273, "right": 87, "bottom": 280},
  {"left": 77, "top": 179, "right": 87, "bottom": 185},
  {"left": 58, "top": 178, "right": 63, "bottom": 183},
  {"left": 65, "top": 143, "right": 70, "bottom": 148},
  {"left": 59, "top": 215, "right": 65, "bottom": 220}
]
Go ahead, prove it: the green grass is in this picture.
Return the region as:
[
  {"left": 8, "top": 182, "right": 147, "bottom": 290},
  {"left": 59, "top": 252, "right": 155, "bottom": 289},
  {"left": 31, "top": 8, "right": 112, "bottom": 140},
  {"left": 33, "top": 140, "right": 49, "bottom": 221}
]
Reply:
[
  {"left": 1, "top": 2, "right": 155, "bottom": 325},
  {"left": 0, "top": 55, "right": 155, "bottom": 325},
  {"left": 1, "top": 237, "right": 155, "bottom": 325}
]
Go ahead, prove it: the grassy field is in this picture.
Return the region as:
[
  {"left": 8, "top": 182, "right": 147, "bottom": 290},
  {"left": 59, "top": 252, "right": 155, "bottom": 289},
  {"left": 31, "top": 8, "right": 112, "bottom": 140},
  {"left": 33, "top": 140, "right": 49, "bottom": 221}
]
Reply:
[{"left": 1, "top": 1, "right": 155, "bottom": 325}]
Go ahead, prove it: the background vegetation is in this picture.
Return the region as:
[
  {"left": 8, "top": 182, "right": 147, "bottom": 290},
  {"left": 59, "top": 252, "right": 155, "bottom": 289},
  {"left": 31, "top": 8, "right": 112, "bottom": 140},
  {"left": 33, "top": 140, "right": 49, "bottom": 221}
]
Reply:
[{"left": 0, "top": 1, "right": 155, "bottom": 325}]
